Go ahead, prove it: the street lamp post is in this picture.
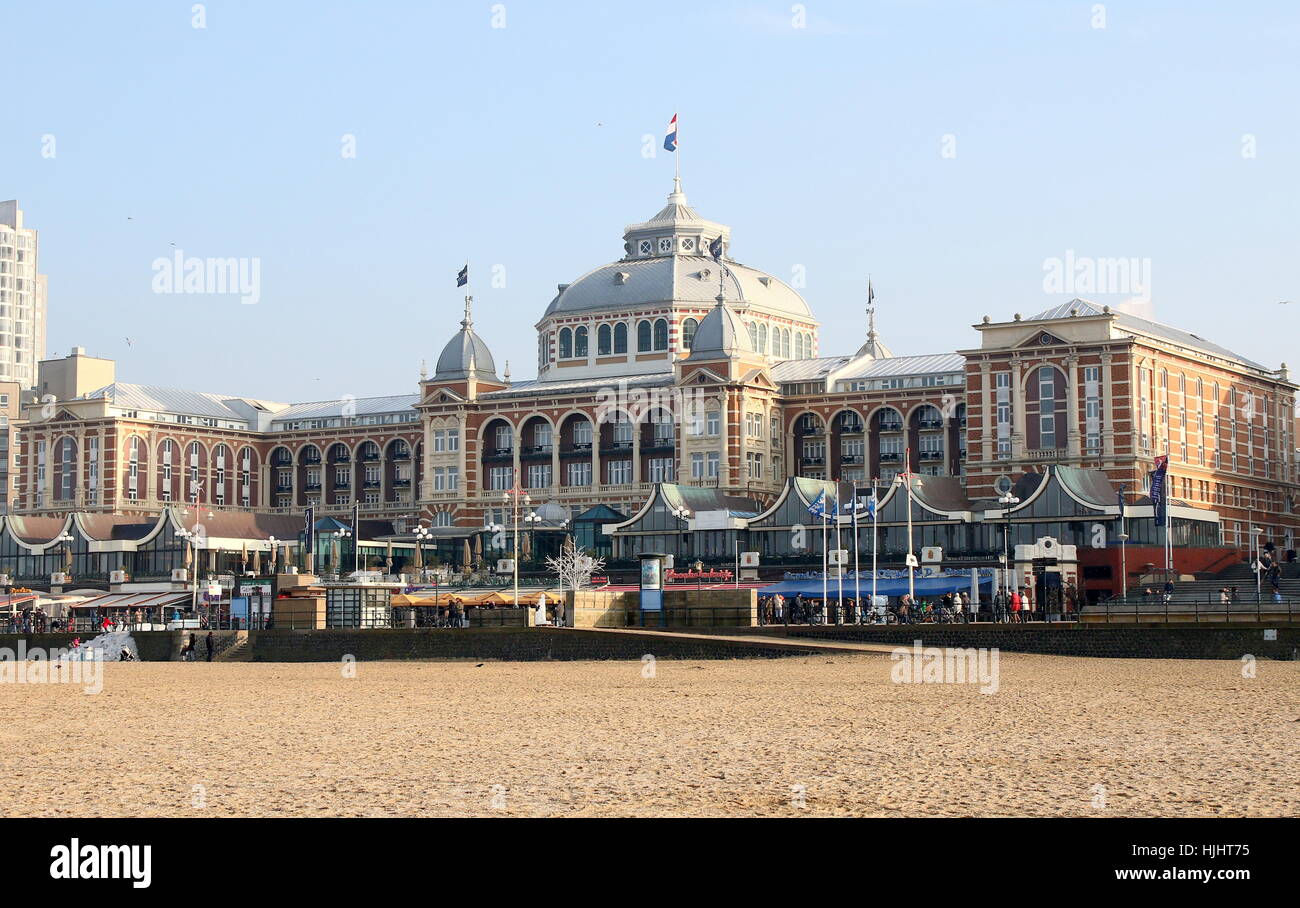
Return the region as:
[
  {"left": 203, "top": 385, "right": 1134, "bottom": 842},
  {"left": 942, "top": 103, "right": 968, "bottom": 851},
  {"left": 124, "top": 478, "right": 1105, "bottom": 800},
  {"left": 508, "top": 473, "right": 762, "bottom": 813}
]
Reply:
[
  {"left": 500, "top": 486, "right": 532, "bottom": 612},
  {"left": 1252, "top": 526, "right": 1263, "bottom": 602},
  {"left": 415, "top": 525, "right": 432, "bottom": 583},
  {"left": 999, "top": 493, "right": 1021, "bottom": 601},
  {"left": 337, "top": 527, "right": 353, "bottom": 578}
]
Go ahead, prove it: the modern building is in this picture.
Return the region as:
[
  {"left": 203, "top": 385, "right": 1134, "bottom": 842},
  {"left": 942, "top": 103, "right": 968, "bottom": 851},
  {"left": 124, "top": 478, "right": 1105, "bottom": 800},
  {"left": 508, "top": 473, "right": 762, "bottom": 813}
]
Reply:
[
  {"left": 0, "top": 201, "right": 48, "bottom": 388},
  {"left": 11, "top": 179, "right": 1299, "bottom": 597}
]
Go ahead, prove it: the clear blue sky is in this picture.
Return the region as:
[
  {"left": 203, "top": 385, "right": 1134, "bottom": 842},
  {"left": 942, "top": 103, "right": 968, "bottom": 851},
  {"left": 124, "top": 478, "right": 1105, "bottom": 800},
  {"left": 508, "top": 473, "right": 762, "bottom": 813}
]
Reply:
[{"left": 3, "top": 0, "right": 1297, "bottom": 402}]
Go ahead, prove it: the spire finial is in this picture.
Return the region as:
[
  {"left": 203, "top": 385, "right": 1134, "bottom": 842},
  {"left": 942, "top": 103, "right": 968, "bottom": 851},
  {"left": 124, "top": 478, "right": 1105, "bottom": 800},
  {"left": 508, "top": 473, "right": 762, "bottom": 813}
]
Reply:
[
  {"left": 504, "top": 360, "right": 511, "bottom": 382},
  {"left": 419, "top": 358, "right": 428, "bottom": 380},
  {"left": 668, "top": 174, "right": 686, "bottom": 204},
  {"left": 866, "top": 275, "right": 878, "bottom": 343},
  {"left": 462, "top": 295, "right": 473, "bottom": 329}
]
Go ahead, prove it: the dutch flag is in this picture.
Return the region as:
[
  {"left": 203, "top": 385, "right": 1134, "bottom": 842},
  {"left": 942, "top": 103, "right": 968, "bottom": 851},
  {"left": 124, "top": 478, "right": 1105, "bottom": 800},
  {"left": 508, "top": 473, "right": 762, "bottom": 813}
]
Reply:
[{"left": 664, "top": 113, "right": 678, "bottom": 152}]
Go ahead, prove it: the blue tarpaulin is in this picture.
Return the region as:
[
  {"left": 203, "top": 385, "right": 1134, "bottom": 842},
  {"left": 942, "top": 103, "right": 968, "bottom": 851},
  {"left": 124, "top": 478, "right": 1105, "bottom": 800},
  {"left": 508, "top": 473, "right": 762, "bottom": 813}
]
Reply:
[{"left": 759, "top": 574, "right": 992, "bottom": 599}]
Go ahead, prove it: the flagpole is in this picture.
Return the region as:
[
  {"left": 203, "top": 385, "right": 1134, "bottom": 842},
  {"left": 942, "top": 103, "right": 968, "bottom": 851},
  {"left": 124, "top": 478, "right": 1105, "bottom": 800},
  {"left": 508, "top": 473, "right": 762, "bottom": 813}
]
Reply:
[
  {"left": 675, "top": 113, "right": 680, "bottom": 186},
  {"left": 905, "top": 449, "right": 915, "bottom": 602},
  {"left": 871, "top": 478, "right": 878, "bottom": 612},
  {"left": 835, "top": 481, "right": 843, "bottom": 624},
  {"left": 852, "top": 480, "right": 861, "bottom": 617},
  {"left": 821, "top": 487, "right": 828, "bottom": 617}
]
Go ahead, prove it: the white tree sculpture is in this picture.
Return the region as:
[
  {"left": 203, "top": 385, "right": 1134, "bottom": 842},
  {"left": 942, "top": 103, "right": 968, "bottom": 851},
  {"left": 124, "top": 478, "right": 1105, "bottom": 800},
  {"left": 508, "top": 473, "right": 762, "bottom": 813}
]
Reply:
[{"left": 546, "top": 539, "right": 606, "bottom": 591}]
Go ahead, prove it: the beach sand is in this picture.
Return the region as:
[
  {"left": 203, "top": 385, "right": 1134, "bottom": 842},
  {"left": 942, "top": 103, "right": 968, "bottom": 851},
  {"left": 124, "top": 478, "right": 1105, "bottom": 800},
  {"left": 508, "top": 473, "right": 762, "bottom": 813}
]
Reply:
[{"left": 0, "top": 652, "right": 1295, "bottom": 817}]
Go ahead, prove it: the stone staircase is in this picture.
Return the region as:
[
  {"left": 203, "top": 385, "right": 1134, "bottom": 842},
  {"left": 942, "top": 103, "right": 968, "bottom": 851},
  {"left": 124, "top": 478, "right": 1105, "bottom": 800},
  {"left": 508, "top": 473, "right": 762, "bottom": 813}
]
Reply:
[
  {"left": 1116, "top": 559, "right": 1300, "bottom": 606},
  {"left": 216, "top": 630, "right": 253, "bottom": 662}
]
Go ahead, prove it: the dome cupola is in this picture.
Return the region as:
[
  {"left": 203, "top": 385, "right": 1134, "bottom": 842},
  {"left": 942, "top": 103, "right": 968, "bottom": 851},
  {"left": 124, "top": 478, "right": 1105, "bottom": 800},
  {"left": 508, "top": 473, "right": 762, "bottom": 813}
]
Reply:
[{"left": 434, "top": 296, "right": 500, "bottom": 383}]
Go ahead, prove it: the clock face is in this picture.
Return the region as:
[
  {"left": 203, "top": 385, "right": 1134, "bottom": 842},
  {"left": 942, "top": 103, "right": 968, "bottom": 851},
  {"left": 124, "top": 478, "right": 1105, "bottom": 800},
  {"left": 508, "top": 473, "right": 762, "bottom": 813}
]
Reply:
[{"left": 658, "top": 237, "right": 673, "bottom": 253}]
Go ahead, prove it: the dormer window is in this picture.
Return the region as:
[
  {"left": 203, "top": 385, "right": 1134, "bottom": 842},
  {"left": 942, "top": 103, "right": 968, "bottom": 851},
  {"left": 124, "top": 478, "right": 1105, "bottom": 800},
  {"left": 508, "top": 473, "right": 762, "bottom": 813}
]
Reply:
[
  {"left": 681, "top": 237, "right": 696, "bottom": 252},
  {"left": 615, "top": 271, "right": 629, "bottom": 285},
  {"left": 638, "top": 239, "right": 653, "bottom": 256},
  {"left": 658, "top": 237, "right": 673, "bottom": 254}
]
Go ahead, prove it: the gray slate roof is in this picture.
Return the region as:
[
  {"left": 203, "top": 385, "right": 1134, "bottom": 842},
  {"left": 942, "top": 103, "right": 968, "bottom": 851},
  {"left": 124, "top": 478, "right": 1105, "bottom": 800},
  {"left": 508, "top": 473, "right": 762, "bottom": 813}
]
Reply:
[
  {"left": 270, "top": 394, "right": 420, "bottom": 421},
  {"left": 79, "top": 383, "right": 285, "bottom": 421},
  {"left": 1031, "top": 299, "right": 1269, "bottom": 371},
  {"left": 541, "top": 256, "right": 812, "bottom": 320}
]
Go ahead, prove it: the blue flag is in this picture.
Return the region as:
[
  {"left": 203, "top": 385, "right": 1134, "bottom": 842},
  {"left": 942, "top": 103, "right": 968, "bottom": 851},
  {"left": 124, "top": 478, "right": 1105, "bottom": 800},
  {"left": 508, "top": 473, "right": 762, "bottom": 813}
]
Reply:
[
  {"left": 1149, "top": 455, "right": 1169, "bottom": 527},
  {"left": 866, "top": 492, "right": 877, "bottom": 521},
  {"left": 708, "top": 235, "right": 724, "bottom": 262},
  {"left": 456, "top": 264, "right": 468, "bottom": 287}
]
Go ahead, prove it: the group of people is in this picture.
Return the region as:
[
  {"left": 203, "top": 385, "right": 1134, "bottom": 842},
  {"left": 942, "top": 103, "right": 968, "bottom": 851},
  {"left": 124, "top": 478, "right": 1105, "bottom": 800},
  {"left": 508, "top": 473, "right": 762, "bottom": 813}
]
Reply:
[
  {"left": 989, "top": 583, "right": 1080, "bottom": 622},
  {"left": 179, "top": 632, "right": 215, "bottom": 662},
  {"left": 757, "top": 590, "right": 981, "bottom": 625},
  {"left": 414, "top": 597, "right": 471, "bottom": 628}
]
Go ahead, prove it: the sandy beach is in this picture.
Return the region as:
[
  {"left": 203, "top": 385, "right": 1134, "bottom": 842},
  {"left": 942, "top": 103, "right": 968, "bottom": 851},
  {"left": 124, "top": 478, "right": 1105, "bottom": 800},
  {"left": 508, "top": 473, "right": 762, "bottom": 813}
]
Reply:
[{"left": 0, "top": 652, "right": 1295, "bottom": 817}]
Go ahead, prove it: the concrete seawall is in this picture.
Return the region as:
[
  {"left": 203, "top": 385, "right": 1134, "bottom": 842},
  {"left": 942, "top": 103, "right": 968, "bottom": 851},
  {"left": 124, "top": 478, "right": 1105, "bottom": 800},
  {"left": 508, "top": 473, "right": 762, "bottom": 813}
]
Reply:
[
  {"left": 692, "top": 623, "right": 1300, "bottom": 660},
  {"left": 248, "top": 627, "right": 832, "bottom": 662}
]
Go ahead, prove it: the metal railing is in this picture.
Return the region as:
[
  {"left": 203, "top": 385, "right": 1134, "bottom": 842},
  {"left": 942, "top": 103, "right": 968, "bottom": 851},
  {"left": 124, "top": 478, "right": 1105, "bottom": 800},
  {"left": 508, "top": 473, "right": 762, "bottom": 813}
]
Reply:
[{"left": 1088, "top": 594, "right": 1299, "bottom": 623}]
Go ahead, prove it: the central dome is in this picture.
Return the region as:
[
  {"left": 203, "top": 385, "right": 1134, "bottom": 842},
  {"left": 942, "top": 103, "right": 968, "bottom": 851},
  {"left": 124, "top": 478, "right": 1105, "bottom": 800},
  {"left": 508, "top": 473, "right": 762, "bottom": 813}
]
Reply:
[
  {"left": 541, "top": 255, "right": 812, "bottom": 321},
  {"left": 533, "top": 180, "right": 820, "bottom": 381}
]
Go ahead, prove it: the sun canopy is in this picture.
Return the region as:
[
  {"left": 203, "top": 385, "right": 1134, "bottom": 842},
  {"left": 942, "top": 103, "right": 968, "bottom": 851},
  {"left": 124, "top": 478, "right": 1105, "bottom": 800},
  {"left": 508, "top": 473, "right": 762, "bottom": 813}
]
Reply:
[{"left": 759, "top": 574, "right": 992, "bottom": 599}]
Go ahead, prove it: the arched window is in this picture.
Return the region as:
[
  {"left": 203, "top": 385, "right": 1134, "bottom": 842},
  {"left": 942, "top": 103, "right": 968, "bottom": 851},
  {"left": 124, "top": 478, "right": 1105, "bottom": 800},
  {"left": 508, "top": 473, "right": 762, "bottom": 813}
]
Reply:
[
  {"left": 127, "top": 437, "right": 141, "bottom": 500},
  {"left": 614, "top": 322, "right": 628, "bottom": 354},
  {"left": 1038, "top": 366, "right": 1062, "bottom": 449},
  {"left": 574, "top": 326, "right": 589, "bottom": 357},
  {"left": 782, "top": 328, "right": 792, "bottom": 359},
  {"left": 748, "top": 322, "right": 759, "bottom": 349},
  {"left": 637, "top": 320, "right": 653, "bottom": 352},
  {"left": 757, "top": 323, "right": 768, "bottom": 354},
  {"left": 653, "top": 318, "right": 668, "bottom": 351},
  {"left": 681, "top": 318, "right": 698, "bottom": 351},
  {"left": 598, "top": 324, "right": 612, "bottom": 355},
  {"left": 213, "top": 444, "right": 229, "bottom": 503},
  {"left": 58, "top": 437, "right": 75, "bottom": 500},
  {"left": 559, "top": 327, "right": 573, "bottom": 358},
  {"left": 187, "top": 442, "right": 203, "bottom": 502},
  {"left": 238, "top": 446, "right": 254, "bottom": 507}
]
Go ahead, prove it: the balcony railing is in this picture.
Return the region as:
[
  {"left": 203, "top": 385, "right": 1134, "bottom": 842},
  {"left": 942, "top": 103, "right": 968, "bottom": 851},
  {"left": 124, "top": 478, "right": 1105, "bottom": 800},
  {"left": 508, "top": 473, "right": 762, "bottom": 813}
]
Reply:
[
  {"left": 602, "top": 440, "right": 634, "bottom": 451},
  {"left": 561, "top": 442, "right": 593, "bottom": 455},
  {"left": 837, "top": 424, "right": 864, "bottom": 435},
  {"left": 801, "top": 456, "right": 825, "bottom": 466},
  {"left": 879, "top": 452, "right": 903, "bottom": 463},
  {"left": 391, "top": 449, "right": 411, "bottom": 460},
  {"left": 360, "top": 452, "right": 380, "bottom": 461},
  {"left": 918, "top": 451, "right": 943, "bottom": 462},
  {"left": 878, "top": 422, "right": 904, "bottom": 432},
  {"left": 798, "top": 426, "right": 825, "bottom": 436},
  {"left": 840, "top": 454, "right": 863, "bottom": 465},
  {"left": 521, "top": 445, "right": 553, "bottom": 457},
  {"left": 918, "top": 419, "right": 944, "bottom": 430}
]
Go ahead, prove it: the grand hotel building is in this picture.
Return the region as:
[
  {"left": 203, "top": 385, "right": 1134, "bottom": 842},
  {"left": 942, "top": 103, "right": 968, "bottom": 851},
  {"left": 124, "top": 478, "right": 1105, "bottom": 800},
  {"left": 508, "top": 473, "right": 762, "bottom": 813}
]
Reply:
[{"left": 10, "top": 180, "right": 1299, "bottom": 593}]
